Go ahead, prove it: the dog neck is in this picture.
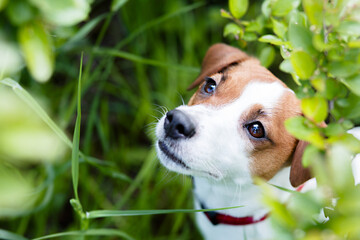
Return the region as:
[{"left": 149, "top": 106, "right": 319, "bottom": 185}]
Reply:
[{"left": 193, "top": 166, "right": 293, "bottom": 220}]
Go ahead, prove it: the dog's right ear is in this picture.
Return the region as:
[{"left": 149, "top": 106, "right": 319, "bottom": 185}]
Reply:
[
  {"left": 290, "top": 140, "right": 311, "bottom": 187},
  {"left": 290, "top": 121, "right": 327, "bottom": 187},
  {"left": 187, "top": 43, "right": 250, "bottom": 90}
]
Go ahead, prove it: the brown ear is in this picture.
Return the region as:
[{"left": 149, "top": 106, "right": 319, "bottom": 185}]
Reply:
[
  {"left": 290, "top": 140, "right": 311, "bottom": 187},
  {"left": 290, "top": 121, "right": 327, "bottom": 187},
  {"left": 187, "top": 43, "right": 250, "bottom": 90}
]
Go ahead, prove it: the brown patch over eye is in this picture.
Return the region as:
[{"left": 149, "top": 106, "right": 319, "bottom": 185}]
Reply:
[{"left": 246, "top": 121, "right": 265, "bottom": 138}]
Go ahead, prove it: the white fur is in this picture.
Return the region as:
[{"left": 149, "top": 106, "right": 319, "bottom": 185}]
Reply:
[
  {"left": 156, "top": 82, "right": 290, "bottom": 239},
  {"left": 155, "top": 79, "right": 360, "bottom": 239},
  {"left": 156, "top": 81, "right": 286, "bottom": 183},
  {"left": 193, "top": 167, "right": 293, "bottom": 240}
]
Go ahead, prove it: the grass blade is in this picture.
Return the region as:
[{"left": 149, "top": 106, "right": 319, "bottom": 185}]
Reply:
[
  {"left": 32, "top": 229, "right": 134, "bottom": 240},
  {"left": 0, "top": 229, "right": 28, "bottom": 240},
  {"left": 269, "top": 183, "right": 298, "bottom": 193},
  {"left": 115, "top": 1, "right": 205, "bottom": 49},
  {"left": 72, "top": 53, "right": 83, "bottom": 201},
  {"left": 0, "top": 79, "right": 115, "bottom": 168},
  {"left": 86, "top": 206, "right": 243, "bottom": 219},
  {"left": 0, "top": 78, "right": 73, "bottom": 149},
  {"left": 59, "top": 13, "right": 107, "bottom": 51},
  {"left": 92, "top": 48, "right": 200, "bottom": 73},
  {"left": 0, "top": 164, "right": 55, "bottom": 218}
]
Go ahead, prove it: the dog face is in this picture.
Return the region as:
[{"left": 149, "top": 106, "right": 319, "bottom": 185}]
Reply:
[{"left": 156, "top": 44, "right": 309, "bottom": 186}]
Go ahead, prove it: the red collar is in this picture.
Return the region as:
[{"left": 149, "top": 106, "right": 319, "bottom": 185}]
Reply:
[
  {"left": 201, "top": 184, "right": 305, "bottom": 226},
  {"left": 200, "top": 202, "right": 268, "bottom": 226}
]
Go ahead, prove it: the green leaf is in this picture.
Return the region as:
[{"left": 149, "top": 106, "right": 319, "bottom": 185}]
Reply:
[
  {"left": 0, "top": 229, "right": 28, "bottom": 240},
  {"left": 328, "top": 61, "right": 360, "bottom": 78},
  {"left": 0, "top": 37, "right": 23, "bottom": 77},
  {"left": 271, "top": 0, "right": 300, "bottom": 17},
  {"left": 0, "top": 92, "right": 66, "bottom": 164},
  {"left": 0, "top": 165, "right": 34, "bottom": 215},
  {"left": 285, "top": 116, "right": 324, "bottom": 148},
  {"left": 0, "top": 78, "right": 72, "bottom": 148},
  {"left": 343, "top": 75, "right": 360, "bottom": 96},
  {"left": 0, "top": 0, "right": 8, "bottom": 11},
  {"left": 258, "top": 34, "right": 284, "bottom": 45},
  {"left": 70, "top": 199, "right": 83, "bottom": 216},
  {"left": 324, "top": 123, "right": 346, "bottom": 137},
  {"left": 290, "top": 50, "right": 316, "bottom": 80},
  {"left": 245, "top": 16, "right": 265, "bottom": 33},
  {"left": 311, "top": 74, "right": 325, "bottom": 93},
  {"left": 302, "top": 0, "right": 323, "bottom": 29},
  {"left": 333, "top": 93, "right": 360, "bottom": 120},
  {"left": 288, "top": 23, "right": 316, "bottom": 55},
  {"left": 336, "top": 21, "right": 360, "bottom": 37},
  {"left": 0, "top": 78, "right": 113, "bottom": 169},
  {"left": 111, "top": 0, "right": 128, "bottom": 12},
  {"left": 288, "top": 191, "right": 324, "bottom": 219},
  {"left": 348, "top": 40, "right": 360, "bottom": 48},
  {"left": 242, "top": 32, "right": 257, "bottom": 41},
  {"left": 229, "top": 0, "right": 248, "bottom": 19},
  {"left": 223, "top": 23, "right": 243, "bottom": 39},
  {"left": 261, "top": 0, "right": 271, "bottom": 18},
  {"left": 324, "top": 77, "right": 345, "bottom": 100},
  {"left": 28, "top": 0, "right": 91, "bottom": 26},
  {"left": 279, "top": 59, "right": 293, "bottom": 74},
  {"left": 18, "top": 22, "right": 54, "bottom": 83},
  {"left": 313, "top": 33, "right": 333, "bottom": 52},
  {"left": 342, "top": 120, "right": 354, "bottom": 130},
  {"left": 5, "top": 0, "right": 36, "bottom": 26},
  {"left": 259, "top": 46, "right": 275, "bottom": 68},
  {"left": 327, "top": 134, "right": 360, "bottom": 154},
  {"left": 271, "top": 18, "right": 287, "bottom": 38},
  {"left": 289, "top": 10, "right": 307, "bottom": 27},
  {"left": 302, "top": 144, "right": 324, "bottom": 171},
  {"left": 301, "top": 95, "right": 328, "bottom": 123},
  {"left": 220, "top": 9, "right": 233, "bottom": 19},
  {"left": 291, "top": 73, "right": 301, "bottom": 86}
]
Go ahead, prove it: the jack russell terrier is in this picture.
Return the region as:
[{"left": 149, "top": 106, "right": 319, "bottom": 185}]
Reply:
[{"left": 155, "top": 43, "right": 360, "bottom": 239}]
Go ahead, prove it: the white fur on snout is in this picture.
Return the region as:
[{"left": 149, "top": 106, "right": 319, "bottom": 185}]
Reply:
[{"left": 155, "top": 81, "right": 287, "bottom": 183}]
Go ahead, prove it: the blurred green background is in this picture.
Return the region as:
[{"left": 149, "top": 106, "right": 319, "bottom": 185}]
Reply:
[
  {"left": 0, "top": 0, "right": 231, "bottom": 239},
  {"left": 5, "top": 0, "right": 360, "bottom": 239}
]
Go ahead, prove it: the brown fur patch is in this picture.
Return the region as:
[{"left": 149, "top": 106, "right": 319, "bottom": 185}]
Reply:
[
  {"left": 187, "top": 43, "right": 250, "bottom": 90},
  {"left": 189, "top": 59, "right": 286, "bottom": 107},
  {"left": 188, "top": 44, "right": 309, "bottom": 184},
  {"left": 189, "top": 61, "right": 302, "bottom": 180},
  {"left": 247, "top": 92, "right": 301, "bottom": 180}
]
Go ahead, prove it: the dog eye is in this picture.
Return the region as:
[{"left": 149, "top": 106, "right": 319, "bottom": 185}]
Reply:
[
  {"left": 202, "top": 77, "right": 217, "bottom": 95},
  {"left": 246, "top": 122, "right": 265, "bottom": 138}
]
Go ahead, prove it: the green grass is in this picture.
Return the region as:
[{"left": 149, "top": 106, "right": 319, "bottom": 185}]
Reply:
[{"left": 0, "top": 1, "right": 228, "bottom": 239}]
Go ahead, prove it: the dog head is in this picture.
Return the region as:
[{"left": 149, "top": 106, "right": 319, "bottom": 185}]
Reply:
[{"left": 155, "top": 43, "right": 310, "bottom": 187}]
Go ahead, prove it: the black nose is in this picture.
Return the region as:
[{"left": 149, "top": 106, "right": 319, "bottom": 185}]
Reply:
[{"left": 164, "top": 109, "right": 196, "bottom": 139}]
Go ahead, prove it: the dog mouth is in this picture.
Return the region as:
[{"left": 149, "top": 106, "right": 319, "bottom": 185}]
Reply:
[
  {"left": 157, "top": 140, "right": 222, "bottom": 180},
  {"left": 157, "top": 140, "right": 190, "bottom": 170}
]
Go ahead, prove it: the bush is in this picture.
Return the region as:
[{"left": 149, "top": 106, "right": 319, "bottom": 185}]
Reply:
[
  {"left": 223, "top": 0, "right": 360, "bottom": 239},
  {"left": 1, "top": 0, "right": 360, "bottom": 239}
]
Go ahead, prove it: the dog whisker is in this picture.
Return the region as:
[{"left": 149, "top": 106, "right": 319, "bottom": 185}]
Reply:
[
  {"left": 176, "top": 92, "right": 186, "bottom": 106},
  {"left": 152, "top": 104, "right": 169, "bottom": 116}
]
